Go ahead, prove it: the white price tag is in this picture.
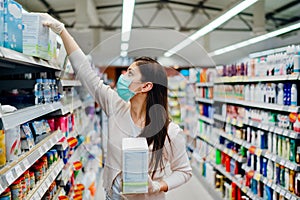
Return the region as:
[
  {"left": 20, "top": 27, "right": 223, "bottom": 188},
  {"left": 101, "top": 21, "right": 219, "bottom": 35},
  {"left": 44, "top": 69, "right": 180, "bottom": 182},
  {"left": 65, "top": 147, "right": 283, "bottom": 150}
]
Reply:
[
  {"left": 14, "top": 165, "right": 23, "bottom": 176},
  {"left": 280, "top": 189, "right": 286, "bottom": 196},
  {"left": 42, "top": 183, "right": 48, "bottom": 192},
  {"left": 290, "top": 132, "right": 297, "bottom": 138},
  {"left": 45, "top": 177, "right": 51, "bottom": 186},
  {"left": 0, "top": 184, "right": 4, "bottom": 193},
  {"left": 291, "top": 196, "right": 297, "bottom": 200},
  {"left": 262, "top": 124, "right": 268, "bottom": 131},
  {"left": 286, "top": 193, "right": 291, "bottom": 199},
  {"left": 23, "top": 159, "right": 30, "bottom": 168},
  {"left": 6, "top": 171, "right": 15, "bottom": 185},
  {"left": 275, "top": 127, "right": 281, "bottom": 134},
  {"left": 283, "top": 130, "right": 289, "bottom": 136},
  {"left": 272, "top": 155, "right": 277, "bottom": 161},
  {"left": 269, "top": 126, "right": 275, "bottom": 132},
  {"left": 41, "top": 146, "right": 46, "bottom": 153},
  {"left": 279, "top": 160, "right": 286, "bottom": 166},
  {"left": 262, "top": 178, "right": 268, "bottom": 184},
  {"left": 276, "top": 186, "right": 281, "bottom": 193}
]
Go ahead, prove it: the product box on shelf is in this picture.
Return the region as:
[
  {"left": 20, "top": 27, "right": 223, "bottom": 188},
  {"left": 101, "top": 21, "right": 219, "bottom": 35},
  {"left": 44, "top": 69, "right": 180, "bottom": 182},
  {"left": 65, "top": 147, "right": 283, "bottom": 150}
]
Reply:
[
  {"left": 4, "top": 0, "right": 23, "bottom": 53},
  {"left": 0, "top": 129, "right": 6, "bottom": 167},
  {"left": 5, "top": 125, "right": 21, "bottom": 162},
  {"left": 122, "top": 138, "right": 148, "bottom": 194},
  {"left": 22, "top": 12, "right": 50, "bottom": 60},
  {"left": 48, "top": 29, "right": 57, "bottom": 60},
  {"left": 20, "top": 123, "right": 35, "bottom": 151},
  {"left": 0, "top": 0, "right": 4, "bottom": 47}
]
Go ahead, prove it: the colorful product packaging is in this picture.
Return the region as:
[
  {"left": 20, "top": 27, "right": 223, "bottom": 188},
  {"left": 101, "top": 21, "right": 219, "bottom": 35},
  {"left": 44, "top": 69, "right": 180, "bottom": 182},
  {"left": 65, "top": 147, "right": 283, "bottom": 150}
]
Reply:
[
  {"left": 122, "top": 138, "right": 148, "bottom": 194},
  {"left": 22, "top": 12, "right": 49, "bottom": 60},
  {"left": 5, "top": 126, "right": 21, "bottom": 162},
  {"left": 0, "top": 129, "right": 6, "bottom": 167},
  {"left": 4, "top": 0, "right": 23, "bottom": 52}
]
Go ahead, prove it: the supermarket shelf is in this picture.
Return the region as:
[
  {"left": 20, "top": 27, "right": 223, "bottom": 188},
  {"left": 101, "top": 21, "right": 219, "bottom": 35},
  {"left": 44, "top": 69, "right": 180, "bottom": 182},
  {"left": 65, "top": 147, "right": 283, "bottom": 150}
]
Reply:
[
  {"left": 197, "top": 135, "right": 246, "bottom": 163},
  {"left": 196, "top": 82, "right": 214, "bottom": 87},
  {"left": 242, "top": 164, "right": 299, "bottom": 200},
  {"left": 83, "top": 98, "right": 95, "bottom": 108},
  {"left": 0, "top": 130, "right": 63, "bottom": 194},
  {"left": 60, "top": 80, "right": 82, "bottom": 87},
  {"left": 214, "top": 74, "right": 299, "bottom": 84},
  {"left": 214, "top": 97, "right": 300, "bottom": 113},
  {"left": 0, "top": 102, "right": 63, "bottom": 130},
  {"left": 198, "top": 115, "right": 214, "bottom": 124},
  {"left": 60, "top": 99, "right": 82, "bottom": 115},
  {"left": 243, "top": 119, "right": 300, "bottom": 139},
  {"left": 214, "top": 114, "right": 300, "bottom": 139},
  {"left": 0, "top": 46, "right": 61, "bottom": 70},
  {"left": 195, "top": 97, "right": 214, "bottom": 104},
  {"left": 26, "top": 160, "right": 64, "bottom": 200},
  {"left": 213, "top": 127, "right": 300, "bottom": 172},
  {"left": 209, "top": 161, "right": 262, "bottom": 200},
  {"left": 263, "top": 150, "right": 300, "bottom": 171},
  {"left": 191, "top": 164, "right": 223, "bottom": 200}
]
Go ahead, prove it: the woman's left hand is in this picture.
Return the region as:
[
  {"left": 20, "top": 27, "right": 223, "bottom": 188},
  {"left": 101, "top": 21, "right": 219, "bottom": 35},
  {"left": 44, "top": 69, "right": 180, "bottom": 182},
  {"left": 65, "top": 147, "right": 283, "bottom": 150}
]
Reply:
[{"left": 148, "top": 176, "right": 161, "bottom": 193}]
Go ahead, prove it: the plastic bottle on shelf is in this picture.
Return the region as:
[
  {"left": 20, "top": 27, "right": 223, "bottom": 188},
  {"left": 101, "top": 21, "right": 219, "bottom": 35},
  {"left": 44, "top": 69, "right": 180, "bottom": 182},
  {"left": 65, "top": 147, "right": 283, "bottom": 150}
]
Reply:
[
  {"left": 34, "top": 79, "right": 44, "bottom": 104},
  {"left": 250, "top": 84, "right": 255, "bottom": 102},
  {"left": 291, "top": 84, "right": 298, "bottom": 106},
  {"left": 43, "top": 79, "right": 51, "bottom": 104},
  {"left": 277, "top": 83, "right": 284, "bottom": 105}
]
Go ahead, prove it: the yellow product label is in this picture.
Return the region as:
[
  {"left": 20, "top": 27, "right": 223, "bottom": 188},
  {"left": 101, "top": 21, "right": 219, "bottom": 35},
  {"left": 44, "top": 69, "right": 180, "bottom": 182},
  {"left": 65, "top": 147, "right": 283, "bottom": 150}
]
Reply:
[{"left": 0, "top": 130, "right": 6, "bottom": 167}]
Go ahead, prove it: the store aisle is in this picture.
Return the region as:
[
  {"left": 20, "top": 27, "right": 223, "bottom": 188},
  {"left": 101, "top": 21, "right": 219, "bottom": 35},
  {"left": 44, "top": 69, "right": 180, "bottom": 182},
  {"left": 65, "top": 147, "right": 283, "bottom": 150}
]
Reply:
[
  {"left": 94, "top": 170, "right": 215, "bottom": 200},
  {"left": 165, "top": 174, "right": 214, "bottom": 200}
]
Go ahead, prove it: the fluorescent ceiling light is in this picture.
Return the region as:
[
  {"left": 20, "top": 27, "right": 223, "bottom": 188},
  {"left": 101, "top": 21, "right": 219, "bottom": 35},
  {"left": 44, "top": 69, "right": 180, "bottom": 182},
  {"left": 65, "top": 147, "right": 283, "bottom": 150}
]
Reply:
[
  {"left": 120, "top": 51, "right": 128, "bottom": 57},
  {"left": 121, "top": 0, "right": 135, "bottom": 42},
  {"left": 164, "top": 0, "right": 258, "bottom": 57},
  {"left": 208, "top": 21, "right": 300, "bottom": 57},
  {"left": 121, "top": 43, "right": 129, "bottom": 51}
]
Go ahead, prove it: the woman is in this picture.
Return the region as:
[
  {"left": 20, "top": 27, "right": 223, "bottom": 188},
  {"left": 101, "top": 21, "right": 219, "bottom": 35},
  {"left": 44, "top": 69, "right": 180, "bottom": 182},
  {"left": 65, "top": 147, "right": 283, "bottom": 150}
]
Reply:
[{"left": 41, "top": 13, "right": 192, "bottom": 200}]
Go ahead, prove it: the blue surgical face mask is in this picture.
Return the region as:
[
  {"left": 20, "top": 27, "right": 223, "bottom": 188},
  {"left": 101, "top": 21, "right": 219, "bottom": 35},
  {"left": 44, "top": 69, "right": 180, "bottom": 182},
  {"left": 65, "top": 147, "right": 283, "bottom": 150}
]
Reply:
[{"left": 116, "top": 74, "right": 136, "bottom": 102}]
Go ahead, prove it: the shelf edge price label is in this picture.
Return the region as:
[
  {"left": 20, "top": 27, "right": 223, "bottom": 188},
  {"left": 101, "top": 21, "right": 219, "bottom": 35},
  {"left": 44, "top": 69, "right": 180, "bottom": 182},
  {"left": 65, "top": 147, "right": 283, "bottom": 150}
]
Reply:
[
  {"left": 14, "top": 165, "right": 23, "bottom": 176},
  {"left": 285, "top": 193, "right": 291, "bottom": 199},
  {"left": 279, "top": 160, "right": 286, "bottom": 166},
  {"left": 290, "top": 132, "right": 297, "bottom": 138},
  {"left": 6, "top": 171, "right": 15, "bottom": 185},
  {"left": 283, "top": 130, "right": 289, "bottom": 136},
  {"left": 291, "top": 196, "right": 297, "bottom": 200},
  {"left": 23, "top": 158, "right": 30, "bottom": 169},
  {"left": 0, "top": 184, "right": 4, "bottom": 193},
  {"left": 280, "top": 189, "right": 286, "bottom": 196}
]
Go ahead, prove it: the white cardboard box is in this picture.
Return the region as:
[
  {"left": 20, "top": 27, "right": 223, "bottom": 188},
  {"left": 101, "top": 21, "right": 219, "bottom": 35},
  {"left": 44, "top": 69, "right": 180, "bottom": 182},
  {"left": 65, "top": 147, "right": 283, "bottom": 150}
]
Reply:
[
  {"left": 122, "top": 137, "right": 148, "bottom": 194},
  {"left": 22, "top": 13, "right": 49, "bottom": 60}
]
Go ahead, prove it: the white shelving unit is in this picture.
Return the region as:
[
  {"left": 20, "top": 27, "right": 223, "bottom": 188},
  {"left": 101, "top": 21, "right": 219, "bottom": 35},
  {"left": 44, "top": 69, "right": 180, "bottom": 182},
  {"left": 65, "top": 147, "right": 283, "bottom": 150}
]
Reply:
[
  {"left": 195, "top": 97, "right": 214, "bottom": 104},
  {"left": 214, "top": 74, "right": 299, "bottom": 84},
  {"left": 25, "top": 160, "right": 64, "bottom": 200},
  {"left": 196, "top": 82, "right": 214, "bottom": 87},
  {"left": 0, "top": 102, "right": 63, "bottom": 130},
  {"left": 0, "top": 130, "right": 63, "bottom": 194},
  {"left": 198, "top": 115, "right": 214, "bottom": 125},
  {"left": 214, "top": 97, "right": 300, "bottom": 113},
  {"left": 60, "top": 80, "right": 82, "bottom": 87}
]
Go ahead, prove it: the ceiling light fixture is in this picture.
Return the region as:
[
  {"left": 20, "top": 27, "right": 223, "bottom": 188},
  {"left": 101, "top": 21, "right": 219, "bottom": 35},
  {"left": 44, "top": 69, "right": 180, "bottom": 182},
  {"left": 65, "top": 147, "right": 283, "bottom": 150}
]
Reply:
[
  {"left": 120, "top": 0, "right": 135, "bottom": 57},
  {"left": 121, "top": 0, "right": 135, "bottom": 42},
  {"left": 164, "top": 0, "right": 258, "bottom": 57},
  {"left": 208, "top": 21, "right": 300, "bottom": 57}
]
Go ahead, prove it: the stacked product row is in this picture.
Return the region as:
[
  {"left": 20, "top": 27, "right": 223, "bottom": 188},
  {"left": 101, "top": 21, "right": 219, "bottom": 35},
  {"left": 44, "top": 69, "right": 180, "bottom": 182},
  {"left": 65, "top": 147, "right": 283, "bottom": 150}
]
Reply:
[
  {"left": 216, "top": 45, "right": 300, "bottom": 78},
  {"left": 0, "top": 149, "right": 60, "bottom": 200},
  {"left": 0, "top": 0, "right": 58, "bottom": 60},
  {"left": 214, "top": 82, "right": 298, "bottom": 106}
]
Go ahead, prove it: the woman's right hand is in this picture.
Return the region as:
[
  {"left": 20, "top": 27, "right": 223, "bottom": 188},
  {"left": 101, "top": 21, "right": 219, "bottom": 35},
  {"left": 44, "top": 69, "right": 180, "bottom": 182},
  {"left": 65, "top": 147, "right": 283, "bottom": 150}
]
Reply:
[{"left": 40, "top": 13, "right": 65, "bottom": 35}]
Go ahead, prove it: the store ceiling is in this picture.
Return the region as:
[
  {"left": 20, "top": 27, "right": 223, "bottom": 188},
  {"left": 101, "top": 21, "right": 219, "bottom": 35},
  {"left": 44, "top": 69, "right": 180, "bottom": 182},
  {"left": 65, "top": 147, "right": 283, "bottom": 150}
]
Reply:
[{"left": 16, "top": 0, "right": 300, "bottom": 66}]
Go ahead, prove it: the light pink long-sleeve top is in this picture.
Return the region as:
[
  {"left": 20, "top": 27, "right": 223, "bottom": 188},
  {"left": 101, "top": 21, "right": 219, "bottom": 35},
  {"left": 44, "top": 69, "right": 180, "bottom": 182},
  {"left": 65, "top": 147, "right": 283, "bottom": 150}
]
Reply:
[{"left": 68, "top": 49, "right": 192, "bottom": 200}]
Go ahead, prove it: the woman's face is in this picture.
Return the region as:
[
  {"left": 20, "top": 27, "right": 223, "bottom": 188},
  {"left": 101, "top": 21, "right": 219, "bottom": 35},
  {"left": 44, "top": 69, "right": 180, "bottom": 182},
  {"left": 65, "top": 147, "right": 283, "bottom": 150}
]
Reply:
[{"left": 125, "top": 62, "right": 143, "bottom": 92}]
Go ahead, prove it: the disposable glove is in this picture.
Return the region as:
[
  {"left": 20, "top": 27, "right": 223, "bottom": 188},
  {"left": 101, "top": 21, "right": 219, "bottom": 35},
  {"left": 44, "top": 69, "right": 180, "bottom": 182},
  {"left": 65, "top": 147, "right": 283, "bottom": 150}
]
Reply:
[
  {"left": 148, "top": 175, "right": 161, "bottom": 194},
  {"left": 40, "top": 13, "right": 65, "bottom": 34}
]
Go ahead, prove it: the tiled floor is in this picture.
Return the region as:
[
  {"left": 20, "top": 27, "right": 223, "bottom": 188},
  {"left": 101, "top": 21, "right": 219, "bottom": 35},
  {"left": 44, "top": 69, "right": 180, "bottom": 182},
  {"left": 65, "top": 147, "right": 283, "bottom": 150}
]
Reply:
[{"left": 94, "top": 170, "right": 215, "bottom": 200}]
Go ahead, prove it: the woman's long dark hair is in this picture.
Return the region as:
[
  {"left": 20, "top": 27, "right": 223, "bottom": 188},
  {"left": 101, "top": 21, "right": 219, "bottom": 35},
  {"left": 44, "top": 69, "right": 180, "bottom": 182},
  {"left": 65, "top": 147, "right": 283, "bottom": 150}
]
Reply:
[{"left": 134, "top": 57, "right": 171, "bottom": 179}]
